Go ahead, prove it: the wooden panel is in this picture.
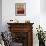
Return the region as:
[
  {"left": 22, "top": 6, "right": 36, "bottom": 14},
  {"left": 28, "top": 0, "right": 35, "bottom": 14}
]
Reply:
[{"left": 7, "top": 23, "right": 34, "bottom": 46}]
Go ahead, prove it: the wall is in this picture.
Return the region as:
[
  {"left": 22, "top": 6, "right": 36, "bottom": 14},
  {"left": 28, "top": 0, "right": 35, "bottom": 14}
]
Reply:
[
  {"left": 0, "top": 0, "right": 2, "bottom": 32},
  {"left": 2, "top": 0, "right": 40, "bottom": 31},
  {"left": 2, "top": 0, "right": 46, "bottom": 46},
  {"left": 40, "top": 0, "right": 46, "bottom": 31},
  {"left": 40, "top": 0, "right": 46, "bottom": 13}
]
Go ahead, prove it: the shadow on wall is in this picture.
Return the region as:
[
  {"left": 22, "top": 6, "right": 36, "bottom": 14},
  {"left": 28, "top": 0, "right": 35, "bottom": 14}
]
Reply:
[
  {"left": 40, "top": 0, "right": 46, "bottom": 13},
  {"left": 0, "top": 0, "right": 2, "bottom": 32}
]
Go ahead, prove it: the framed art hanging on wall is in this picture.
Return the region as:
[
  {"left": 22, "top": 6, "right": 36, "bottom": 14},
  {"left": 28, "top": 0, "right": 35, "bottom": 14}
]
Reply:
[{"left": 15, "top": 3, "right": 26, "bottom": 16}]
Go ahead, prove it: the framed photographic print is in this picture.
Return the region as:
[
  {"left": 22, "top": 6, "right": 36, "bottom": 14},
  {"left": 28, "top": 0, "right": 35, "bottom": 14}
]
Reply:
[{"left": 15, "top": 3, "right": 26, "bottom": 16}]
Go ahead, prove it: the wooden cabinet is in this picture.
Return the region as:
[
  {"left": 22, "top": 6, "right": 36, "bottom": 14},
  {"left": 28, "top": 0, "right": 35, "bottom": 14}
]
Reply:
[{"left": 7, "top": 23, "right": 34, "bottom": 46}]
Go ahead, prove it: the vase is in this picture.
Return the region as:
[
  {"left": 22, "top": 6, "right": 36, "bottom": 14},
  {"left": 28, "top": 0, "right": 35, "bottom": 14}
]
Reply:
[{"left": 39, "top": 40, "right": 45, "bottom": 46}]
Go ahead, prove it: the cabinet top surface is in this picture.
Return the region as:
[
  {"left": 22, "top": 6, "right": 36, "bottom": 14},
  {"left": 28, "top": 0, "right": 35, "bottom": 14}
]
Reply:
[{"left": 7, "top": 23, "right": 34, "bottom": 25}]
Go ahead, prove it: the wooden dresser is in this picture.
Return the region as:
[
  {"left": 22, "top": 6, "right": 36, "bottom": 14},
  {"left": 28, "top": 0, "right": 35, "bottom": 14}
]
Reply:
[{"left": 7, "top": 23, "right": 34, "bottom": 46}]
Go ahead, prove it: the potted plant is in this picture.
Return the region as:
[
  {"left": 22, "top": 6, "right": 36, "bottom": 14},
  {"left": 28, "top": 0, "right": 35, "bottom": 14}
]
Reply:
[{"left": 36, "top": 25, "right": 45, "bottom": 46}]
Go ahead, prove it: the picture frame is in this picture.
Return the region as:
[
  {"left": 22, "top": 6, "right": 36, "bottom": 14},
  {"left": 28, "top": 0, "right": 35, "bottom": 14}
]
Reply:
[{"left": 15, "top": 3, "right": 26, "bottom": 16}]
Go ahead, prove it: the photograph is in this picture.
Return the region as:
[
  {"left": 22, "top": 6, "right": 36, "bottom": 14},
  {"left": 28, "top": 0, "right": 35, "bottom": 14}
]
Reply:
[{"left": 1, "top": 0, "right": 46, "bottom": 46}]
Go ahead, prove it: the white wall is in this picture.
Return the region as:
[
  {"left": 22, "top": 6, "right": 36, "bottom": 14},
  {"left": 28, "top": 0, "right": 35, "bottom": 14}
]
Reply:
[
  {"left": 2, "top": 0, "right": 40, "bottom": 31},
  {"left": 40, "top": 0, "right": 46, "bottom": 31},
  {"left": 0, "top": 0, "right": 2, "bottom": 32},
  {"left": 2, "top": 0, "right": 46, "bottom": 46},
  {"left": 40, "top": 0, "right": 46, "bottom": 13}
]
